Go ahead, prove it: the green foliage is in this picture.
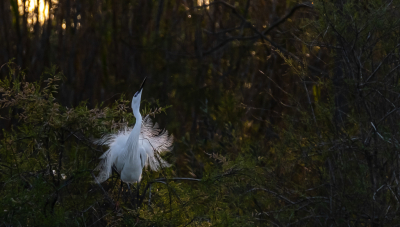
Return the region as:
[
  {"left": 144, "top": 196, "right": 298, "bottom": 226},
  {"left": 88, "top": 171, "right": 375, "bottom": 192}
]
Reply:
[
  {"left": 0, "top": 64, "right": 176, "bottom": 226},
  {"left": 0, "top": 63, "right": 257, "bottom": 226}
]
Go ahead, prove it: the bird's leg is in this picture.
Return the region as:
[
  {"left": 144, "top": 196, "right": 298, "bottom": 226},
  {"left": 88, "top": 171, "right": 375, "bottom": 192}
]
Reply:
[
  {"left": 117, "top": 180, "right": 123, "bottom": 202},
  {"left": 136, "top": 181, "right": 141, "bottom": 209},
  {"left": 127, "top": 183, "right": 131, "bottom": 197},
  {"left": 126, "top": 183, "right": 138, "bottom": 208}
]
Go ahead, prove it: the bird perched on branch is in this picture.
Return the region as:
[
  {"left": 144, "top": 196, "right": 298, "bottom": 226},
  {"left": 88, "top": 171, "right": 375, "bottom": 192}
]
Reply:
[{"left": 94, "top": 77, "right": 172, "bottom": 184}]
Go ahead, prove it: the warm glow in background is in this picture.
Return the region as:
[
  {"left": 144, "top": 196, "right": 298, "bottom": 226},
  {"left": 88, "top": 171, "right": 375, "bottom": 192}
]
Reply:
[
  {"left": 197, "top": 0, "right": 210, "bottom": 7},
  {"left": 17, "top": 0, "right": 55, "bottom": 25},
  {"left": 17, "top": 0, "right": 208, "bottom": 27}
]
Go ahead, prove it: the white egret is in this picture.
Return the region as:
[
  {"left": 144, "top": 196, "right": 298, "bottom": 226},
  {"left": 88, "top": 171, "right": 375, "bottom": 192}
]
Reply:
[{"left": 94, "top": 78, "right": 172, "bottom": 185}]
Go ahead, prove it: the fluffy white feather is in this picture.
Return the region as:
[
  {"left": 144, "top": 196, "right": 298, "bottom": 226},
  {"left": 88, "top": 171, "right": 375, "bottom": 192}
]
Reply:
[
  {"left": 94, "top": 114, "right": 172, "bottom": 183},
  {"left": 139, "top": 115, "right": 173, "bottom": 171}
]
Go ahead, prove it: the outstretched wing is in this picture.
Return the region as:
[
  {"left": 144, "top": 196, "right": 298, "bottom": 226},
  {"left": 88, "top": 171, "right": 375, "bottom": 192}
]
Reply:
[
  {"left": 139, "top": 115, "right": 173, "bottom": 171},
  {"left": 93, "top": 127, "right": 131, "bottom": 183}
]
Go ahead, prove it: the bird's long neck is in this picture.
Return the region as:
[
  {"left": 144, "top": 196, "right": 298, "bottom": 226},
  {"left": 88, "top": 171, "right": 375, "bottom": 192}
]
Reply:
[
  {"left": 133, "top": 107, "right": 141, "bottom": 120},
  {"left": 126, "top": 111, "right": 142, "bottom": 162}
]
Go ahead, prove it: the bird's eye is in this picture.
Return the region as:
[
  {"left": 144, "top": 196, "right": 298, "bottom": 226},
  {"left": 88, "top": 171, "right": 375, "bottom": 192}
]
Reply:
[{"left": 134, "top": 91, "right": 138, "bottom": 97}]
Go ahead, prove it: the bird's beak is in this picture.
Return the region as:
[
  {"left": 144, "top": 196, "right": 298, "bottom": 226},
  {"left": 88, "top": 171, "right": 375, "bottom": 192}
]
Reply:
[
  {"left": 133, "top": 77, "right": 147, "bottom": 97},
  {"left": 140, "top": 77, "right": 147, "bottom": 91}
]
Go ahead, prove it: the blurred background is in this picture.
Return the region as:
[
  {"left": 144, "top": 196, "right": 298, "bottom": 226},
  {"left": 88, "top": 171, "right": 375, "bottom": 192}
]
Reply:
[
  {"left": 3, "top": 0, "right": 400, "bottom": 226},
  {"left": 0, "top": 0, "right": 310, "bottom": 176}
]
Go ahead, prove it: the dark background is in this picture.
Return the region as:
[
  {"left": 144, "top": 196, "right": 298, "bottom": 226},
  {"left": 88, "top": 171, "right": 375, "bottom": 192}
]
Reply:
[
  {"left": 0, "top": 0, "right": 308, "bottom": 178},
  {"left": 3, "top": 0, "right": 400, "bottom": 226}
]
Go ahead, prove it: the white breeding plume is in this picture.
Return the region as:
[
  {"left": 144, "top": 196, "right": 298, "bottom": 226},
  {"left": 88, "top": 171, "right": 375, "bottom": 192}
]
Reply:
[{"left": 94, "top": 78, "right": 172, "bottom": 184}]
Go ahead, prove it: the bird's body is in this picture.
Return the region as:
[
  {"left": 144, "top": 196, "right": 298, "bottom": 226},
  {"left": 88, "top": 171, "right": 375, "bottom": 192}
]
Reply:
[{"left": 95, "top": 79, "right": 172, "bottom": 184}]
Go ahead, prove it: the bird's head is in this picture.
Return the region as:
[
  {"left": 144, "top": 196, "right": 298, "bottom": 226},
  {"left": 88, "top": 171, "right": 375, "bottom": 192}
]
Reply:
[{"left": 131, "top": 77, "right": 147, "bottom": 112}]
